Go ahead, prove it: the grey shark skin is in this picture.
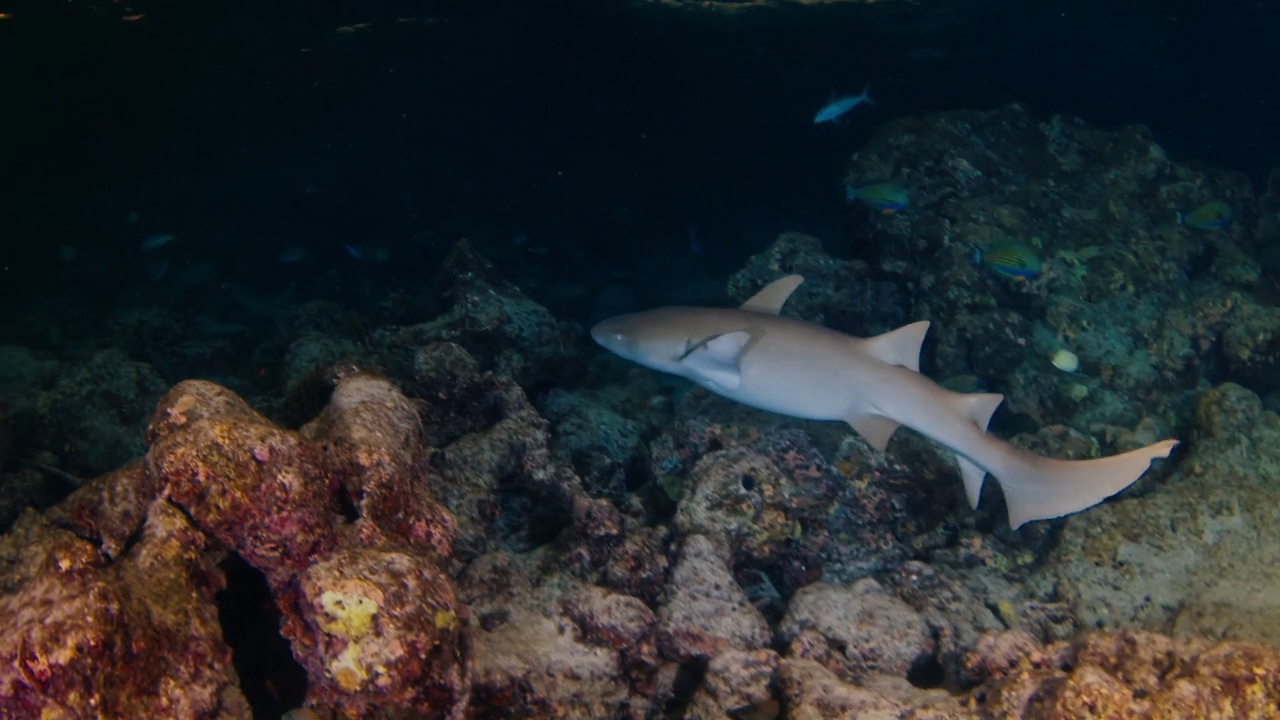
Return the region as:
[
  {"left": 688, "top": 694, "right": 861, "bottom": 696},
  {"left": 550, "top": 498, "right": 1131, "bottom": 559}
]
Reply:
[{"left": 591, "top": 275, "right": 1178, "bottom": 528}]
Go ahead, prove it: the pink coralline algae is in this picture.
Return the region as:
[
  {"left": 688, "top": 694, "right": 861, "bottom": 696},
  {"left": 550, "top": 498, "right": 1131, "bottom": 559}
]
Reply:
[
  {"left": 0, "top": 374, "right": 470, "bottom": 719},
  {"left": 966, "top": 629, "right": 1280, "bottom": 719},
  {"left": 0, "top": 502, "right": 250, "bottom": 718}
]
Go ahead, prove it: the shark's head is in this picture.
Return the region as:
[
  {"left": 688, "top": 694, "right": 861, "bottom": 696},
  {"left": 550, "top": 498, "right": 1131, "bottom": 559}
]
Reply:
[{"left": 591, "top": 308, "right": 705, "bottom": 376}]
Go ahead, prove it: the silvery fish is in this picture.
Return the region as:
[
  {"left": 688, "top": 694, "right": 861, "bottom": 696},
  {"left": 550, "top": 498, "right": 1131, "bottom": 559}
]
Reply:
[{"left": 813, "top": 83, "right": 872, "bottom": 124}]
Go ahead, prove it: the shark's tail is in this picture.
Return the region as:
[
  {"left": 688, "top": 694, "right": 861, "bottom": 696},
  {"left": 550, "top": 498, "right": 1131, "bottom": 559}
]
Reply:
[{"left": 989, "top": 440, "right": 1178, "bottom": 528}]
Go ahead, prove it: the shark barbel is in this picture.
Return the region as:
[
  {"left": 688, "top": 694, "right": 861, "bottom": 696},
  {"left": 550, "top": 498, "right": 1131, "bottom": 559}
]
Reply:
[{"left": 592, "top": 275, "right": 1177, "bottom": 528}]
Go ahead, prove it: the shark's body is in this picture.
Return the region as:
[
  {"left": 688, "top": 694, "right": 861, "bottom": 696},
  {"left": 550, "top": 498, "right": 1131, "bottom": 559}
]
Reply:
[
  {"left": 592, "top": 275, "right": 1177, "bottom": 528},
  {"left": 813, "top": 84, "right": 872, "bottom": 124}
]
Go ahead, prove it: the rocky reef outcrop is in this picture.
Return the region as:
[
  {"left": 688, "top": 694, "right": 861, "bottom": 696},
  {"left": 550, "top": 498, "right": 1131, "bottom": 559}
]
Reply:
[
  {"left": 4, "top": 102, "right": 1280, "bottom": 717},
  {"left": 4, "top": 373, "right": 471, "bottom": 719}
]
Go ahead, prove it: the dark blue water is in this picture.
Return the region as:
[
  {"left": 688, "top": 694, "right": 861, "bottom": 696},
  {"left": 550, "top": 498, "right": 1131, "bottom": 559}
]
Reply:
[{"left": 0, "top": 0, "right": 1275, "bottom": 315}]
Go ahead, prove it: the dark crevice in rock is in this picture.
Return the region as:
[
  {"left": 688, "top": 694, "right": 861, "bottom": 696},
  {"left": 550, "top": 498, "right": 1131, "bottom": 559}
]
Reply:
[
  {"left": 334, "top": 483, "right": 360, "bottom": 524},
  {"left": 907, "top": 653, "right": 946, "bottom": 689},
  {"left": 215, "top": 552, "right": 307, "bottom": 719},
  {"left": 495, "top": 472, "right": 572, "bottom": 552},
  {"left": 663, "top": 658, "right": 709, "bottom": 718}
]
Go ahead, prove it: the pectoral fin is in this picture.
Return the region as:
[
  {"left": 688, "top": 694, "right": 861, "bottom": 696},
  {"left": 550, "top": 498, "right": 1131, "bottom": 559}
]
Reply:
[{"left": 681, "top": 331, "right": 752, "bottom": 390}]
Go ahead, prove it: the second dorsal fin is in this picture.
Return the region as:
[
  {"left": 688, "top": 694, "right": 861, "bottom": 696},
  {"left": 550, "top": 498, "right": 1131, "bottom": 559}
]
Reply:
[{"left": 861, "top": 321, "right": 930, "bottom": 372}]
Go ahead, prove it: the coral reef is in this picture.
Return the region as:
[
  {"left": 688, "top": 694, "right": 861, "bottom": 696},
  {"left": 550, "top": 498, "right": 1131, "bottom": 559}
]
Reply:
[
  {"left": 1038, "top": 382, "right": 1280, "bottom": 647},
  {"left": 538, "top": 387, "right": 647, "bottom": 500},
  {"left": 30, "top": 348, "right": 166, "bottom": 477},
  {"left": 461, "top": 549, "right": 658, "bottom": 719},
  {"left": 1, "top": 374, "right": 470, "bottom": 719},
  {"left": 837, "top": 103, "right": 1279, "bottom": 432},
  {"left": 657, "top": 534, "right": 772, "bottom": 662},
  {"left": 0, "top": 505, "right": 250, "bottom": 719},
  {"left": 966, "top": 630, "right": 1280, "bottom": 719},
  {"left": 4, "top": 101, "right": 1280, "bottom": 718},
  {"left": 780, "top": 578, "right": 935, "bottom": 681},
  {"left": 372, "top": 240, "right": 585, "bottom": 392}
]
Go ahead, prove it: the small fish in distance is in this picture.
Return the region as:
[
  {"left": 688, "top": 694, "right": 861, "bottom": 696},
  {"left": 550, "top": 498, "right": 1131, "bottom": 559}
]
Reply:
[{"left": 813, "top": 83, "right": 873, "bottom": 124}]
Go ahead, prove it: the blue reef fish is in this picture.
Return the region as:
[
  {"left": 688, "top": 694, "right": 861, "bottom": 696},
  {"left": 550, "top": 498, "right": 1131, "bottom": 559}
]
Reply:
[
  {"left": 974, "top": 241, "right": 1041, "bottom": 280},
  {"left": 140, "top": 233, "right": 175, "bottom": 252},
  {"left": 813, "top": 84, "right": 872, "bottom": 124},
  {"left": 278, "top": 245, "right": 307, "bottom": 263},
  {"left": 344, "top": 243, "right": 391, "bottom": 262},
  {"left": 1175, "top": 200, "right": 1231, "bottom": 230},
  {"left": 845, "top": 181, "right": 909, "bottom": 213}
]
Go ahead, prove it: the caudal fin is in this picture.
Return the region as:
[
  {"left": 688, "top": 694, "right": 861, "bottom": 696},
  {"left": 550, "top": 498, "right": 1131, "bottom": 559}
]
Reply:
[{"left": 994, "top": 439, "right": 1178, "bottom": 528}]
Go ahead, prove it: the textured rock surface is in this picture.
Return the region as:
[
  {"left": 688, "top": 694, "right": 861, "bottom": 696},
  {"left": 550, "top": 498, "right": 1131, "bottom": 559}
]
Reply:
[
  {"left": 1, "top": 375, "right": 470, "bottom": 719},
  {"left": 657, "top": 534, "right": 771, "bottom": 662},
  {"left": 286, "top": 548, "right": 470, "bottom": 716},
  {"left": 31, "top": 348, "right": 167, "bottom": 477},
  {"left": 967, "top": 630, "right": 1280, "bottom": 719},
  {"left": 0, "top": 505, "right": 251, "bottom": 719},
  {"left": 461, "top": 549, "right": 658, "bottom": 719},
  {"left": 1040, "top": 383, "right": 1280, "bottom": 647},
  {"left": 147, "top": 381, "right": 342, "bottom": 586},
  {"left": 780, "top": 578, "right": 935, "bottom": 681},
  {"left": 539, "top": 387, "right": 646, "bottom": 500},
  {"left": 373, "top": 239, "right": 585, "bottom": 391}
]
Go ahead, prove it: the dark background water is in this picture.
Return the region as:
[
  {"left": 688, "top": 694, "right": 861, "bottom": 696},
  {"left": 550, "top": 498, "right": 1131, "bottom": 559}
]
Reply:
[{"left": 0, "top": 0, "right": 1275, "bottom": 325}]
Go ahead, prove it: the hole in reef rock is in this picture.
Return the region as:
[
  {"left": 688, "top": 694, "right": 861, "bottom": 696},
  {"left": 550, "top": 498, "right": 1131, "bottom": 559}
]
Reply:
[
  {"left": 494, "top": 473, "right": 571, "bottom": 552},
  {"left": 335, "top": 484, "right": 361, "bottom": 524},
  {"left": 663, "top": 658, "right": 709, "bottom": 717},
  {"left": 907, "top": 653, "right": 946, "bottom": 689},
  {"left": 216, "top": 552, "right": 308, "bottom": 719}
]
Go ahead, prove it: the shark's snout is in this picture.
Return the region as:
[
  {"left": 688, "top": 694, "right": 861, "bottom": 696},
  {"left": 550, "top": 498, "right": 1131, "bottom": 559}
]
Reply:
[
  {"left": 591, "top": 309, "right": 703, "bottom": 373},
  {"left": 591, "top": 316, "right": 645, "bottom": 362},
  {"left": 590, "top": 320, "right": 621, "bottom": 349}
]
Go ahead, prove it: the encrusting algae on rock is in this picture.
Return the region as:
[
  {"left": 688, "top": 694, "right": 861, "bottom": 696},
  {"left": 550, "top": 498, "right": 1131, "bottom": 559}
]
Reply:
[{"left": 0, "top": 374, "right": 473, "bottom": 719}]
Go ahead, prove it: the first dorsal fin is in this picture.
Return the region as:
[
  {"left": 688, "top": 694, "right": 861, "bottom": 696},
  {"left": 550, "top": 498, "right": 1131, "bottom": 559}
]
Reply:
[
  {"left": 739, "top": 275, "right": 804, "bottom": 315},
  {"left": 861, "top": 321, "right": 930, "bottom": 372}
]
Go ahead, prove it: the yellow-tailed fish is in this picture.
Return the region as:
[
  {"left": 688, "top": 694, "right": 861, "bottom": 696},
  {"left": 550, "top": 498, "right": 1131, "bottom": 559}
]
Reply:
[
  {"left": 845, "top": 181, "right": 909, "bottom": 214},
  {"left": 940, "top": 374, "right": 987, "bottom": 393},
  {"left": 1175, "top": 200, "right": 1231, "bottom": 230},
  {"left": 974, "top": 241, "right": 1041, "bottom": 280}
]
